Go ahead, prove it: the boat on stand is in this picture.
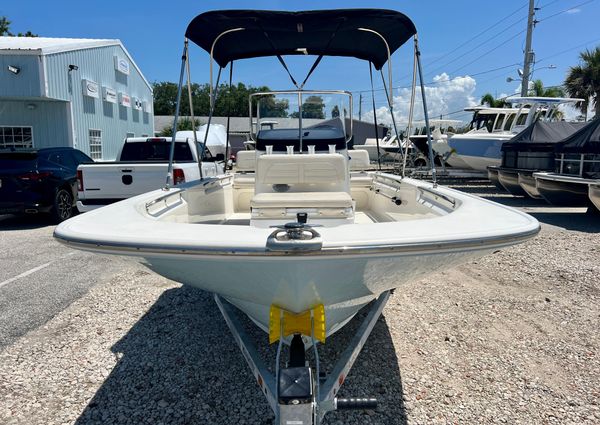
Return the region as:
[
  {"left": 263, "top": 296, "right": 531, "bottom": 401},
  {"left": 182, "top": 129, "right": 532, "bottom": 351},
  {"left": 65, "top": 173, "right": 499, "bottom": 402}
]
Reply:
[
  {"left": 54, "top": 9, "right": 540, "bottom": 423},
  {"left": 487, "top": 120, "right": 585, "bottom": 197},
  {"left": 447, "top": 98, "right": 583, "bottom": 172},
  {"left": 533, "top": 117, "right": 600, "bottom": 211}
]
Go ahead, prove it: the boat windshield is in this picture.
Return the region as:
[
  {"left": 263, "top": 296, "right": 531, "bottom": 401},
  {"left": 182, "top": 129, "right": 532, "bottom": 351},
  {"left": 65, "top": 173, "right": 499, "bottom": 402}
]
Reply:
[{"left": 249, "top": 91, "right": 352, "bottom": 147}]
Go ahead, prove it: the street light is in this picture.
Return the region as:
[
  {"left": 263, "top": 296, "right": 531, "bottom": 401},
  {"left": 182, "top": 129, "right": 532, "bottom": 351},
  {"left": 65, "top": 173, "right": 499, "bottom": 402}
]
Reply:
[{"left": 507, "top": 64, "right": 556, "bottom": 83}]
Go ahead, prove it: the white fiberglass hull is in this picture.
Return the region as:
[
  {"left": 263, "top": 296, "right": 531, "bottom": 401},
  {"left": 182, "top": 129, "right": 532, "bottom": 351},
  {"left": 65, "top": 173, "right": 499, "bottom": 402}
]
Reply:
[
  {"left": 54, "top": 173, "right": 539, "bottom": 337},
  {"left": 447, "top": 133, "right": 510, "bottom": 171}
]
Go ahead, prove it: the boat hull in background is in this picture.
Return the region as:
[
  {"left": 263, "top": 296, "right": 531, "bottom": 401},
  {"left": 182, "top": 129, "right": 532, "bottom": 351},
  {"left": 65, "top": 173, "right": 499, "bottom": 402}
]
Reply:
[
  {"left": 447, "top": 135, "right": 507, "bottom": 171},
  {"left": 518, "top": 171, "right": 543, "bottom": 199},
  {"left": 589, "top": 183, "right": 600, "bottom": 212},
  {"left": 534, "top": 172, "right": 591, "bottom": 207},
  {"left": 487, "top": 166, "right": 505, "bottom": 191},
  {"left": 498, "top": 168, "right": 528, "bottom": 197}
]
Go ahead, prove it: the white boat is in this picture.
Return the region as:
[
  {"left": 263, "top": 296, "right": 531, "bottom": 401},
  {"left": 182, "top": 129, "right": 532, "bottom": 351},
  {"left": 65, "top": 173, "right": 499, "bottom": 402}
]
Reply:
[
  {"left": 361, "top": 133, "right": 409, "bottom": 163},
  {"left": 409, "top": 119, "right": 462, "bottom": 167},
  {"left": 54, "top": 9, "right": 540, "bottom": 423},
  {"left": 177, "top": 123, "right": 228, "bottom": 159},
  {"left": 447, "top": 98, "right": 583, "bottom": 171}
]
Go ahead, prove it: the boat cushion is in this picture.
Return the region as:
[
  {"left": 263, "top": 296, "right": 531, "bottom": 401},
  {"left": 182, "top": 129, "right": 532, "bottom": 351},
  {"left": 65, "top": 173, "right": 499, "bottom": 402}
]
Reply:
[
  {"left": 349, "top": 149, "right": 370, "bottom": 170},
  {"left": 236, "top": 150, "right": 256, "bottom": 172},
  {"left": 251, "top": 191, "right": 353, "bottom": 209},
  {"left": 255, "top": 153, "right": 349, "bottom": 192}
]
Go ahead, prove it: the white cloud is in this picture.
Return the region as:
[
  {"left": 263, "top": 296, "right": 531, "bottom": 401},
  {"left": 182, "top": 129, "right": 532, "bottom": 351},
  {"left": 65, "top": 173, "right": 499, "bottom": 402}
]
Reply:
[
  {"left": 566, "top": 8, "right": 581, "bottom": 14},
  {"left": 362, "top": 73, "right": 478, "bottom": 127}
]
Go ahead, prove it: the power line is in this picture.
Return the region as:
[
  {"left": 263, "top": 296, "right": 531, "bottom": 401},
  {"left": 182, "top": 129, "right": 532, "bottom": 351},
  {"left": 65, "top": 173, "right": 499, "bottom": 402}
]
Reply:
[
  {"left": 425, "top": 1, "right": 528, "bottom": 71},
  {"left": 537, "top": 0, "right": 596, "bottom": 21},
  {"left": 447, "top": 30, "right": 526, "bottom": 75},
  {"left": 426, "top": 17, "right": 527, "bottom": 77}
]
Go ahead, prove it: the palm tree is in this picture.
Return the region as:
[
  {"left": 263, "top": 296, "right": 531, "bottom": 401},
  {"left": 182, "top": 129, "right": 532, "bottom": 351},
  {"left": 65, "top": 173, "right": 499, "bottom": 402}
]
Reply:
[
  {"left": 529, "top": 79, "right": 564, "bottom": 97},
  {"left": 480, "top": 93, "right": 508, "bottom": 108},
  {"left": 564, "top": 46, "right": 600, "bottom": 120}
]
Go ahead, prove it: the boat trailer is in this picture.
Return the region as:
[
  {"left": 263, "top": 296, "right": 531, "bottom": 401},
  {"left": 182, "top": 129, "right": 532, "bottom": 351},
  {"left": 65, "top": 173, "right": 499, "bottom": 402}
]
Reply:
[{"left": 214, "top": 290, "right": 391, "bottom": 424}]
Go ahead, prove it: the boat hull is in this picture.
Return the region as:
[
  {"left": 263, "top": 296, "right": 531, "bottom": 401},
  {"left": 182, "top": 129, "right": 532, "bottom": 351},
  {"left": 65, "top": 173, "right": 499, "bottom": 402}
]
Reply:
[
  {"left": 590, "top": 183, "right": 600, "bottom": 212},
  {"left": 497, "top": 168, "right": 528, "bottom": 197},
  {"left": 140, "top": 247, "right": 492, "bottom": 336},
  {"left": 487, "top": 166, "right": 505, "bottom": 191},
  {"left": 447, "top": 135, "right": 507, "bottom": 171},
  {"left": 534, "top": 173, "right": 590, "bottom": 206},
  {"left": 517, "top": 172, "right": 543, "bottom": 199}
]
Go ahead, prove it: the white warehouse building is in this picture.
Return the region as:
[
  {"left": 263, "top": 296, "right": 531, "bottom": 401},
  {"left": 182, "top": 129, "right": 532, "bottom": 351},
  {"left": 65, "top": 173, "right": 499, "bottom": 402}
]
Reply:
[{"left": 0, "top": 37, "right": 154, "bottom": 160}]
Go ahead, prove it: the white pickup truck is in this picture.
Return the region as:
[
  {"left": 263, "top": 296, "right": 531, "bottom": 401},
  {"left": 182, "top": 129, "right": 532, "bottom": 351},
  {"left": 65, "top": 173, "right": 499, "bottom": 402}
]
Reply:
[{"left": 76, "top": 137, "right": 224, "bottom": 212}]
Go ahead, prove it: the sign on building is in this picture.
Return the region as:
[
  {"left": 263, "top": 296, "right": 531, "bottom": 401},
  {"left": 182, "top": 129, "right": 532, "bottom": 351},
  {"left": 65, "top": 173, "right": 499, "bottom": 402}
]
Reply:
[
  {"left": 119, "top": 92, "right": 131, "bottom": 108},
  {"left": 81, "top": 79, "right": 99, "bottom": 98},
  {"left": 114, "top": 55, "right": 130, "bottom": 75},
  {"left": 133, "top": 97, "right": 143, "bottom": 110},
  {"left": 102, "top": 86, "right": 117, "bottom": 103}
]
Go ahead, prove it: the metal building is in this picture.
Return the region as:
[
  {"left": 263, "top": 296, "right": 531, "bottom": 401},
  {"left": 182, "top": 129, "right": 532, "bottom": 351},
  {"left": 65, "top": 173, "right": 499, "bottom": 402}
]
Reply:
[{"left": 0, "top": 37, "right": 153, "bottom": 160}]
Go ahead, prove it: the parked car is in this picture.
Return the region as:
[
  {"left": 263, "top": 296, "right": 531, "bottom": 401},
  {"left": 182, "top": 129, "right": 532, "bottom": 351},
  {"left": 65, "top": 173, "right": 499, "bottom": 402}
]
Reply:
[
  {"left": 76, "top": 137, "right": 223, "bottom": 212},
  {"left": 0, "top": 147, "right": 92, "bottom": 223}
]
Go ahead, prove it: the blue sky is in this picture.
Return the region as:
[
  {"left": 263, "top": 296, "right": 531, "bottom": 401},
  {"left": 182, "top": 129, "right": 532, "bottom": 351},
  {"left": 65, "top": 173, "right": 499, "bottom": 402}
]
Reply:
[{"left": 2, "top": 0, "right": 600, "bottom": 121}]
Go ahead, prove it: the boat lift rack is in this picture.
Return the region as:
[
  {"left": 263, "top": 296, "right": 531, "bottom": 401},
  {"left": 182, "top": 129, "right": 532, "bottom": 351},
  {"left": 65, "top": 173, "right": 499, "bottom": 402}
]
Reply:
[{"left": 214, "top": 290, "right": 391, "bottom": 424}]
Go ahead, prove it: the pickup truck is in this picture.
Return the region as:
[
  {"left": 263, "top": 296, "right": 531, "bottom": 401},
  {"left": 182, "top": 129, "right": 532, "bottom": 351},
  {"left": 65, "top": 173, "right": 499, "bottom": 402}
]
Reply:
[{"left": 76, "top": 137, "right": 224, "bottom": 212}]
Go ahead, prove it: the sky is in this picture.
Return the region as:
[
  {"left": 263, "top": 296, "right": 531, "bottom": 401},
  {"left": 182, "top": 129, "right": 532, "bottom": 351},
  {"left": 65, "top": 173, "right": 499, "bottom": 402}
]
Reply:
[{"left": 2, "top": 0, "right": 600, "bottom": 123}]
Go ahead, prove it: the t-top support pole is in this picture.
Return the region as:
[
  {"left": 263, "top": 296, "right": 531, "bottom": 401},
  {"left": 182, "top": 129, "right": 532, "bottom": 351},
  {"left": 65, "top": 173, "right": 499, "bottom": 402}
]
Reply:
[
  {"left": 184, "top": 39, "right": 203, "bottom": 180},
  {"left": 414, "top": 35, "right": 437, "bottom": 187},
  {"left": 165, "top": 41, "right": 188, "bottom": 189}
]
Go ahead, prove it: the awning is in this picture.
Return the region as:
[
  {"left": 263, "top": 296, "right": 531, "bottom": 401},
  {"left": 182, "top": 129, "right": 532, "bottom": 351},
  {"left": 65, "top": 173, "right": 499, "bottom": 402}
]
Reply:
[{"left": 185, "top": 9, "right": 417, "bottom": 69}]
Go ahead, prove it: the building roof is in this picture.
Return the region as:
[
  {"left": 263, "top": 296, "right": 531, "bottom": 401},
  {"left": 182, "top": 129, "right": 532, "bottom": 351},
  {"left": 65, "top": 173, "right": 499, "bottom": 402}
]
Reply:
[
  {"left": 0, "top": 37, "right": 120, "bottom": 55},
  {"left": 0, "top": 37, "right": 152, "bottom": 91}
]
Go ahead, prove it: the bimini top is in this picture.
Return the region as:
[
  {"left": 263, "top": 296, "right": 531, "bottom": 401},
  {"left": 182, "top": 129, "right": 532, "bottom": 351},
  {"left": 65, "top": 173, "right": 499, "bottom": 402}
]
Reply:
[
  {"left": 502, "top": 121, "right": 586, "bottom": 151},
  {"left": 185, "top": 9, "right": 417, "bottom": 69},
  {"left": 554, "top": 118, "right": 600, "bottom": 154}
]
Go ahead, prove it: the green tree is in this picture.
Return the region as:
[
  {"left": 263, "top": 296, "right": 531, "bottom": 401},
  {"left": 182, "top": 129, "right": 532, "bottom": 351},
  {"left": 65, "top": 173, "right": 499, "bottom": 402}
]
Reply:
[
  {"left": 159, "top": 117, "right": 202, "bottom": 137},
  {"left": 480, "top": 93, "right": 508, "bottom": 108},
  {"left": 0, "top": 16, "right": 37, "bottom": 37},
  {"left": 529, "top": 79, "right": 564, "bottom": 97},
  {"left": 565, "top": 46, "right": 600, "bottom": 119},
  {"left": 290, "top": 95, "right": 325, "bottom": 119},
  {"left": 0, "top": 17, "right": 10, "bottom": 35}
]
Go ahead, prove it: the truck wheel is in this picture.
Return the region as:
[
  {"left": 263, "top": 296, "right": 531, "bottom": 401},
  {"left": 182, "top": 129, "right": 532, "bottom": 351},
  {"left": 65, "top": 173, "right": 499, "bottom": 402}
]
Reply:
[{"left": 52, "top": 188, "right": 74, "bottom": 223}]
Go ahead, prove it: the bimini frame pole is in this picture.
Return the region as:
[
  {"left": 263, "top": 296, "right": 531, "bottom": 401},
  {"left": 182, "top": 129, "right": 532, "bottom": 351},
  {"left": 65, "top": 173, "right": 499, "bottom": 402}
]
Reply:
[
  {"left": 184, "top": 39, "right": 203, "bottom": 180},
  {"left": 165, "top": 42, "right": 188, "bottom": 189},
  {"left": 403, "top": 45, "right": 418, "bottom": 178},
  {"left": 209, "top": 28, "right": 245, "bottom": 106},
  {"left": 414, "top": 35, "right": 437, "bottom": 187},
  {"left": 358, "top": 28, "right": 404, "bottom": 166}
]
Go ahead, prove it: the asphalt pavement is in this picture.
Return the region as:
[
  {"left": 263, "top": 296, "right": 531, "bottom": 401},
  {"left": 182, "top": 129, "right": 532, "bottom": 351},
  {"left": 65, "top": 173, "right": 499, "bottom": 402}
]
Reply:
[{"left": 0, "top": 214, "right": 133, "bottom": 348}]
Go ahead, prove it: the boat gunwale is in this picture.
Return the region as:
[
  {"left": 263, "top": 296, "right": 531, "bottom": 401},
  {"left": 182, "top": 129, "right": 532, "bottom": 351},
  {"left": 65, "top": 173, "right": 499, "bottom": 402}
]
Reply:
[{"left": 54, "top": 224, "right": 540, "bottom": 258}]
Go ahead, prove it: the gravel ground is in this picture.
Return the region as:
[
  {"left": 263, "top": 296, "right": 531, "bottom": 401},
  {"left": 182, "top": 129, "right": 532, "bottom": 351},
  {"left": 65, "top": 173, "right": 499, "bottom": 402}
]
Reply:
[{"left": 0, "top": 184, "right": 599, "bottom": 424}]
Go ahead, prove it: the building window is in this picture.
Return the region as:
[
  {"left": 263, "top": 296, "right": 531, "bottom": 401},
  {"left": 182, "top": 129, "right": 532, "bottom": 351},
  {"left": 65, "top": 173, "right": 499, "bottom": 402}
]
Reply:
[
  {"left": 0, "top": 126, "right": 33, "bottom": 149},
  {"left": 89, "top": 129, "right": 102, "bottom": 160},
  {"left": 126, "top": 132, "right": 135, "bottom": 138}
]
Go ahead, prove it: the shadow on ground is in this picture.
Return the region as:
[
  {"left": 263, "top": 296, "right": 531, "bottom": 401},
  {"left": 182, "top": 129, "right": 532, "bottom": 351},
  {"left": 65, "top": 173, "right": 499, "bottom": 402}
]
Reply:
[
  {"left": 75, "top": 287, "right": 406, "bottom": 424},
  {"left": 0, "top": 213, "right": 56, "bottom": 231}
]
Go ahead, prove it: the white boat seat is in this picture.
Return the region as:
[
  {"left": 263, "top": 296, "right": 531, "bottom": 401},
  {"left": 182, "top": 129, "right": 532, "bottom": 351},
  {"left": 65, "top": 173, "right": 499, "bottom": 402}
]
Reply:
[
  {"left": 349, "top": 150, "right": 370, "bottom": 171},
  {"left": 255, "top": 153, "right": 349, "bottom": 193},
  {"left": 236, "top": 150, "right": 256, "bottom": 172},
  {"left": 251, "top": 191, "right": 353, "bottom": 209}
]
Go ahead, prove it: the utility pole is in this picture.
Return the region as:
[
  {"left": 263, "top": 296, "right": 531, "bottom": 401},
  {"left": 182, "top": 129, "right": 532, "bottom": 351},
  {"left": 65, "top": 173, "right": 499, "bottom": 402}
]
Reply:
[
  {"left": 358, "top": 93, "right": 362, "bottom": 121},
  {"left": 521, "top": 0, "right": 538, "bottom": 97}
]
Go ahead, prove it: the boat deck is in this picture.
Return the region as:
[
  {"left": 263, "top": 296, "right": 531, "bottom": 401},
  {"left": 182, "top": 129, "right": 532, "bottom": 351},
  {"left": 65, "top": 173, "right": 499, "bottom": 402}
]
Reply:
[{"left": 195, "top": 210, "right": 433, "bottom": 226}]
